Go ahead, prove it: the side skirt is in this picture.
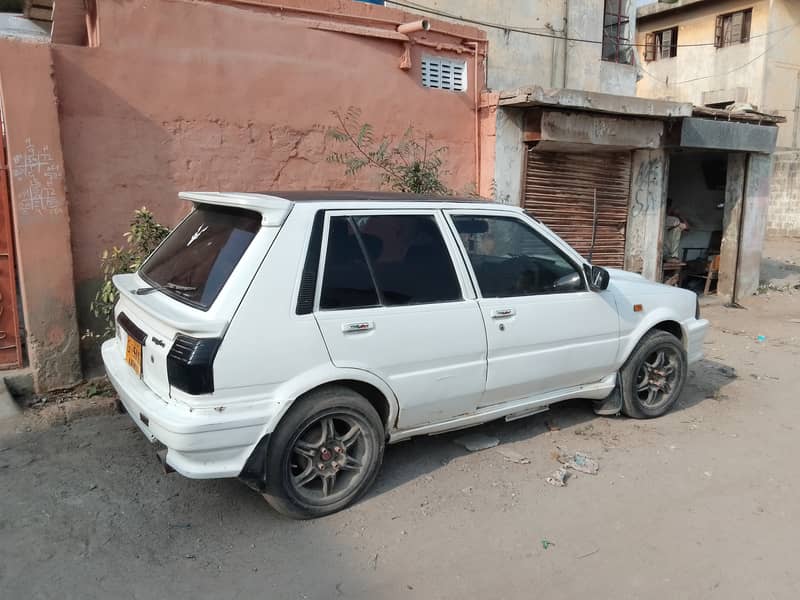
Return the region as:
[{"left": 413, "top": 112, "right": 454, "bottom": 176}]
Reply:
[{"left": 388, "top": 375, "right": 617, "bottom": 443}]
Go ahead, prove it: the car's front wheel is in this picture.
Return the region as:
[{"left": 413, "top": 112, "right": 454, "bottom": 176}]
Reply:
[
  {"left": 620, "top": 330, "right": 687, "bottom": 419},
  {"left": 262, "top": 386, "right": 385, "bottom": 519}
]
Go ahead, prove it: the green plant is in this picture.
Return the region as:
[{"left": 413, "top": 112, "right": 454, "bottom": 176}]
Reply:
[
  {"left": 327, "top": 107, "right": 450, "bottom": 195},
  {"left": 89, "top": 208, "right": 169, "bottom": 339}
]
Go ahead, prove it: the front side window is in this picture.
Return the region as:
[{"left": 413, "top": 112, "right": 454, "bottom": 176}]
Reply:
[
  {"left": 452, "top": 215, "right": 585, "bottom": 298},
  {"left": 320, "top": 214, "right": 462, "bottom": 310},
  {"left": 715, "top": 9, "right": 752, "bottom": 47},
  {"left": 140, "top": 204, "right": 261, "bottom": 310}
]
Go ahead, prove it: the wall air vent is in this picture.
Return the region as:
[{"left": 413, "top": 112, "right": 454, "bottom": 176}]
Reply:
[{"left": 421, "top": 56, "right": 467, "bottom": 92}]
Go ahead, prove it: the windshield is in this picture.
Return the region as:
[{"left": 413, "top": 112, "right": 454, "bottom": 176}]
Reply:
[{"left": 140, "top": 204, "right": 261, "bottom": 310}]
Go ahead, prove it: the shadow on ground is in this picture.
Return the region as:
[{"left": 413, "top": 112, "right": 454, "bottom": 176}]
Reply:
[{"left": 370, "top": 357, "right": 736, "bottom": 502}]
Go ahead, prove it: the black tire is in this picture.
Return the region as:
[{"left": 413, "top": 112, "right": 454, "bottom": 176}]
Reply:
[
  {"left": 262, "top": 386, "right": 385, "bottom": 519},
  {"left": 620, "top": 330, "right": 687, "bottom": 419}
]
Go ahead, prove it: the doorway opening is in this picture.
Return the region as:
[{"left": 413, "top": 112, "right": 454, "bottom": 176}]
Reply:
[
  {"left": 0, "top": 107, "right": 25, "bottom": 369},
  {"left": 662, "top": 151, "right": 729, "bottom": 295}
]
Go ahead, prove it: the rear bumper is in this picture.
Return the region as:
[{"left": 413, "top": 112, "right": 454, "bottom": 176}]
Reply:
[
  {"left": 684, "top": 318, "right": 709, "bottom": 364},
  {"left": 102, "top": 339, "right": 270, "bottom": 479}
]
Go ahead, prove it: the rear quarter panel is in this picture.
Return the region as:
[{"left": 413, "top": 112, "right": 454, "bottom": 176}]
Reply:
[{"left": 213, "top": 206, "right": 331, "bottom": 397}]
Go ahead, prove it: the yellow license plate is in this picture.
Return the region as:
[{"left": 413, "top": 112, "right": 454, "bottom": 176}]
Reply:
[{"left": 125, "top": 336, "right": 143, "bottom": 377}]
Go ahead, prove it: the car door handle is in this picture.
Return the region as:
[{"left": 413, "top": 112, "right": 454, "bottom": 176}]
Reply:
[
  {"left": 342, "top": 321, "right": 375, "bottom": 333},
  {"left": 491, "top": 308, "right": 516, "bottom": 319}
]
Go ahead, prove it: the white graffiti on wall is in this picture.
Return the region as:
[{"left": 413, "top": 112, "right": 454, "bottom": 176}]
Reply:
[{"left": 12, "top": 139, "right": 64, "bottom": 217}]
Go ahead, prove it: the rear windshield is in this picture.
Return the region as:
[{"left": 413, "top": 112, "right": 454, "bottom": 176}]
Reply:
[{"left": 140, "top": 205, "right": 261, "bottom": 310}]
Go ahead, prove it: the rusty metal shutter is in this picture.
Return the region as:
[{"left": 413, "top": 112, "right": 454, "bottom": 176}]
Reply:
[{"left": 523, "top": 150, "right": 631, "bottom": 269}]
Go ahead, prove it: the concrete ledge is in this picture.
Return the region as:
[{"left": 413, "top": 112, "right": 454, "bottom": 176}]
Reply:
[
  {"left": 3, "top": 368, "right": 35, "bottom": 400},
  {"left": 0, "top": 395, "right": 119, "bottom": 435},
  {"left": 498, "top": 85, "right": 693, "bottom": 118}
]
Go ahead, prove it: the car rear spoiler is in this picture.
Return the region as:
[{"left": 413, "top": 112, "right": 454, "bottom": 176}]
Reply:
[{"left": 178, "top": 192, "right": 293, "bottom": 227}]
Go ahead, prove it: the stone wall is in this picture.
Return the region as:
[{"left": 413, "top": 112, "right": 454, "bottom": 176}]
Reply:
[
  {"left": 767, "top": 152, "right": 800, "bottom": 238},
  {"left": 0, "top": 39, "right": 81, "bottom": 391}
]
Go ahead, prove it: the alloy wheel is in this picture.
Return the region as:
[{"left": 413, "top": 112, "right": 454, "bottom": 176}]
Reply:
[{"left": 287, "top": 412, "right": 372, "bottom": 505}]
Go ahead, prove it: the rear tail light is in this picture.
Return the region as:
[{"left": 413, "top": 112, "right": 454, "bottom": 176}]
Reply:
[{"left": 167, "top": 334, "right": 222, "bottom": 395}]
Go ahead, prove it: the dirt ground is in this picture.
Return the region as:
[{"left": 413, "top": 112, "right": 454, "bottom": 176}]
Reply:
[{"left": 2, "top": 240, "right": 800, "bottom": 600}]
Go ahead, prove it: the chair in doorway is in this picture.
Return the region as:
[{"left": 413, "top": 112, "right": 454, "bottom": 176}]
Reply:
[
  {"left": 681, "top": 230, "right": 722, "bottom": 295},
  {"left": 683, "top": 253, "right": 720, "bottom": 295}
]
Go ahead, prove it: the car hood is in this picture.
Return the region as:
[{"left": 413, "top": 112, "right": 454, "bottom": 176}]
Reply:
[{"left": 606, "top": 268, "right": 648, "bottom": 284}]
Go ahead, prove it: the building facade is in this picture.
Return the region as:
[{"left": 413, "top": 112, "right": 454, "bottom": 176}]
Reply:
[
  {"left": 0, "top": 0, "right": 487, "bottom": 389},
  {"left": 398, "top": 0, "right": 778, "bottom": 300},
  {"left": 386, "top": 0, "right": 639, "bottom": 95},
  {"left": 635, "top": 0, "right": 800, "bottom": 236},
  {"left": 0, "top": 0, "right": 785, "bottom": 390}
]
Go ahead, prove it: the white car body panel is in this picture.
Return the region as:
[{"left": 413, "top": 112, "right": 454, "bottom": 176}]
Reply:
[
  {"left": 102, "top": 193, "right": 710, "bottom": 480},
  {"left": 313, "top": 208, "right": 487, "bottom": 429},
  {"left": 475, "top": 290, "right": 621, "bottom": 406}
]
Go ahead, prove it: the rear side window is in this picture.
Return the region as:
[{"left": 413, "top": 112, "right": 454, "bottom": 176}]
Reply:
[
  {"left": 319, "top": 214, "right": 461, "bottom": 310},
  {"left": 140, "top": 205, "right": 261, "bottom": 310}
]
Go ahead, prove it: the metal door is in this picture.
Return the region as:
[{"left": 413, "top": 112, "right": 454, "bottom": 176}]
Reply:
[
  {"left": 0, "top": 121, "right": 23, "bottom": 368},
  {"left": 523, "top": 151, "right": 632, "bottom": 269}
]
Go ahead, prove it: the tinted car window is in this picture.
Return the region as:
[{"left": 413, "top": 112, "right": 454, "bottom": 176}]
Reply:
[
  {"left": 140, "top": 205, "right": 261, "bottom": 310},
  {"left": 319, "top": 214, "right": 462, "bottom": 310},
  {"left": 320, "top": 217, "right": 380, "bottom": 310},
  {"left": 353, "top": 215, "right": 461, "bottom": 306},
  {"left": 452, "top": 215, "right": 585, "bottom": 297}
]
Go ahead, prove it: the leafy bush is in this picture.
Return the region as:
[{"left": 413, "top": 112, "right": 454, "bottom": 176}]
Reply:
[
  {"left": 327, "top": 107, "right": 450, "bottom": 195},
  {"left": 89, "top": 208, "right": 169, "bottom": 339}
]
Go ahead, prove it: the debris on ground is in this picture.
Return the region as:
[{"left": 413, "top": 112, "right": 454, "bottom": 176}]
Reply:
[
  {"left": 541, "top": 539, "right": 555, "bottom": 549},
  {"left": 544, "top": 420, "right": 560, "bottom": 432},
  {"left": 453, "top": 432, "right": 499, "bottom": 452},
  {"left": 495, "top": 447, "right": 530, "bottom": 464},
  {"left": 573, "top": 424, "right": 594, "bottom": 437},
  {"left": 757, "top": 335, "right": 767, "bottom": 343},
  {"left": 717, "top": 366, "right": 737, "bottom": 379},
  {"left": 576, "top": 548, "right": 600, "bottom": 559},
  {"left": 545, "top": 467, "right": 569, "bottom": 487},
  {"left": 710, "top": 389, "right": 728, "bottom": 401},
  {"left": 555, "top": 449, "right": 600, "bottom": 475}
]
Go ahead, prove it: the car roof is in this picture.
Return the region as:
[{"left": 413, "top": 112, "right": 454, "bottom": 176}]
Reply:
[
  {"left": 261, "top": 190, "right": 495, "bottom": 204},
  {"left": 179, "top": 191, "right": 521, "bottom": 227}
]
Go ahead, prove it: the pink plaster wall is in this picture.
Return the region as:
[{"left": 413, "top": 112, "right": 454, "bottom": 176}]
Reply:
[
  {"left": 52, "top": 0, "right": 486, "bottom": 349},
  {"left": 0, "top": 39, "right": 82, "bottom": 390}
]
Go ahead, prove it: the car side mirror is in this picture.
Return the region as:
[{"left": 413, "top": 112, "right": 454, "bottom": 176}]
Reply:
[{"left": 584, "top": 264, "right": 610, "bottom": 291}]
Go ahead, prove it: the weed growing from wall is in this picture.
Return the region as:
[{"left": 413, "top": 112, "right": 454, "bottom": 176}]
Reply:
[{"left": 327, "top": 107, "right": 450, "bottom": 195}]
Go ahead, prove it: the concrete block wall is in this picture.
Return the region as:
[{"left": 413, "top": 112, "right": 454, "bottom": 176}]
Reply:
[{"left": 766, "top": 151, "right": 800, "bottom": 238}]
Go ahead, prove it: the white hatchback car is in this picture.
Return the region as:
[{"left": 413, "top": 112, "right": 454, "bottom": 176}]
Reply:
[{"left": 103, "top": 191, "right": 708, "bottom": 518}]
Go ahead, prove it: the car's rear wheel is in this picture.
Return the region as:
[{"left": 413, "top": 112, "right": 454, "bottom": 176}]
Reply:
[
  {"left": 620, "top": 330, "right": 687, "bottom": 419},
  {"left": 262, "top": 386, "right": 384, "bottom": 519}
]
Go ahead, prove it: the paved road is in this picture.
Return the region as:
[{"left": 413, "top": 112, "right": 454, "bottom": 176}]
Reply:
[{"left": 2, "top": 291, "right": 800, "bottom": 599}]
